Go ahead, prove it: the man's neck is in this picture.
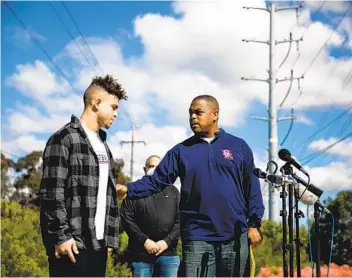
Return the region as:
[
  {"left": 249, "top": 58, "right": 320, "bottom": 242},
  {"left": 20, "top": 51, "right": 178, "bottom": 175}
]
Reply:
[
  {"left": 199, "top": 127, "right": 220, "bottom": 138},
  {"left": 80, "top": 111, "right": 100, "bottom": 133}
]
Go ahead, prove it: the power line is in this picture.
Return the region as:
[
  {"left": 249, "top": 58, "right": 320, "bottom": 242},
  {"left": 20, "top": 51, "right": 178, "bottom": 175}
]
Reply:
[
  {"left": 60, "top": 1, "right": 135, "bottom": 127},
  {"left": 293, "top": 35, "right": 352, "bottom": 141},
  {"left": 279, "top": 71, "right": 295, "bottom": 108},
  {"left": 300, "top": 131, "right": 352, "bottom": 165},
  {"left": 290, "top": 58, "right": 352, "bottom": 154},
  {"left": 297, "top": 105, "right": 352, "bottom": 148},
  {"left": 5, "top": 0, "right": 134, "bottom": 149},
  {"left": 336, "top": 115, "right": 352, "bottom": 137},
  {"left": 48, "top": 1, "right": 98, "bottom": 75},
  {"left": 287, "top": 4, "right": 352, "bottom": 150},
  {"left": 302, "top": 2, "right": 352, "bottom": 76},
  {"left": 280, "top": 109, "right": 295, "bottom": 146},
  {"left": 277, "top": 34, "right": 293, "bottom": 72},
  {"left": 3, "top": 1, "right": 78, "bottom": 94},
  {"left": 61, "top": 1, "right": 105, "bottom": 75},
  {"left": 291, "top": 1, "right": 326, "bottom": 68},
  {"left": 291, "top": 2, "right": 351, "bottom": 107},
  {"left": 341, "top": 67, "right": 352, "bottom": 91}
]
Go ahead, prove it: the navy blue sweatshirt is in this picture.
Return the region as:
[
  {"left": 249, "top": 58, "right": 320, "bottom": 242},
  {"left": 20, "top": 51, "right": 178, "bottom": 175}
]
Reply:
[{"left": 127, "top": 129, "right": 264, "bottom": 242}]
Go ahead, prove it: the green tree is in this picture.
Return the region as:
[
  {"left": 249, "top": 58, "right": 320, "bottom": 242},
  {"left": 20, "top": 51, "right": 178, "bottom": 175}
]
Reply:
[
  {"left": 115, "top": 158, "right": 131, "bottom": 185},
  {"left": 1, "top": 201, "right": 49, "bottom": 277},
  {"left": 1, "top": 153, "right": 15, "bottom": 200},
  {"left": 310, "top": 191, "right": 352, "bottom": 265},
  {"left": 10, "top": 151, "right": 42, "bottom": 205},
  {"left": 1, "top": 156, "right": 133, "bottom": 277},
  {"left": 253, "top": 220, "right": 310, "bottom": 275},
  {"left": 13, "top": 151, "right": 42, "bottom": 192},
  {"left": 107, "top": 158, "right": 133, "bottom": 276}
]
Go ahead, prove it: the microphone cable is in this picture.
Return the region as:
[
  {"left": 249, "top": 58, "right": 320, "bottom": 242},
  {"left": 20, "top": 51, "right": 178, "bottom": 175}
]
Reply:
[
  {"left": 291, "top": 175, "right": 311, "bottom": 211},
  {"left": 307, "top": 205, "right": 335, "bottom": 277},
  {"left": 327, "top": 214, "right": 335, "bottom": 277},
  {"left": 307, "top": 205, "right": 314, "bottom": 277}
]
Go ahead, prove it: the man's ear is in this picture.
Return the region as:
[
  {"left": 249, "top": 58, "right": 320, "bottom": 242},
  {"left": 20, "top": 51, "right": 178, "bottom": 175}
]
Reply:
[
  {"left": 92, "top": 98, "right": 101, "bottom": 112},
  {"left": 213, "top": 110, "right": 219, "bottom": 122},
  {"left": 143, "top": 166, "right": 147, "bottom": 175}
]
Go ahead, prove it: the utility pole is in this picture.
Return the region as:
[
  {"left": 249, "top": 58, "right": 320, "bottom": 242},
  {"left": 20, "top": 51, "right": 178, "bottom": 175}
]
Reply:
[
  {"left": 242, "top": 2, "right": 303, "bottom": 222},
  {"left": 120, "top": 124, "right": 146, "bottom": 181}
]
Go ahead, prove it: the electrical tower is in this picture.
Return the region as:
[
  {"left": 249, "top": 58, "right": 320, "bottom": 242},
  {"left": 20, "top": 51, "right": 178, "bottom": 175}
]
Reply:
[
  {"left": 242, "top": 2, "right": 303, "bottom": 222},
  {"left": 120, "top": 124, "right": 146, "bottom": 181}
]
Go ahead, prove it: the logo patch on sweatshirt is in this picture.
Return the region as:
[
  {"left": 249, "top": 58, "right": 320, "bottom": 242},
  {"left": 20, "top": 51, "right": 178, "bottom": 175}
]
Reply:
[{"left": 221, "top": 149, "right": 234, "bottom": 161}]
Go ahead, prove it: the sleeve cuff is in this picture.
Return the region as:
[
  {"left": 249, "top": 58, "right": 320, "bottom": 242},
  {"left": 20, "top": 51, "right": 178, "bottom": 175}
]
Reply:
[
  {"left": 163, "top": 236, "right": 172, "bottom": 247},
  {"left": 138, "top": 234, "right": 148, "bottom": 244},
  {"left": 55, "top": 233, "right": 72, "bottom": 246},
  {"left": 247, "top": 214, "right": 262, "bottom": 228}
]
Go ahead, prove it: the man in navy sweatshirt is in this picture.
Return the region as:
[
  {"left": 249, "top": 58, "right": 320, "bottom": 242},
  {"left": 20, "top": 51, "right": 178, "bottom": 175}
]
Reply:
[{"left": 117, "top": 95, "right": 265, "bottom": 277}]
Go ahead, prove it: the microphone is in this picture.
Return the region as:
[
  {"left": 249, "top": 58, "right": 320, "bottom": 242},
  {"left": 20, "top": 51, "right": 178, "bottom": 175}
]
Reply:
[
  {"left": 253, "top": 168, "right": 266, "bottom": 179},
  {"left": 297, "top": 184, "right": 331, "bottom": 214},
  {"left": 315, "top": 200, "right": 332, "bottom": 214},
  {"left": 253, "top": 168, "right": 283, "bottom": 185},
  {"left": 291, "top": 173, "right": 323, "bottom": 197},
  {"left": 278, "top": 149, "right": 309, "bottom": 176}
]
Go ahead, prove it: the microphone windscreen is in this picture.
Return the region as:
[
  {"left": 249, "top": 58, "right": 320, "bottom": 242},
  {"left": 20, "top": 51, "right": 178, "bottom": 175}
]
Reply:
[
  {"left": 298, "top": 184, "right": 318, "bottom": 205},
  {"left": 278, "top": 149, "right": 291, "bottom": 161}
]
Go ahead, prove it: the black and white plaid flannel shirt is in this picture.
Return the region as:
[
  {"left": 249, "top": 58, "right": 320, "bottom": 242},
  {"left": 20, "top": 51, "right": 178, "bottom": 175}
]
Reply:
[{"left": 39, "top": 115, "right": 119, "bottom": 256}]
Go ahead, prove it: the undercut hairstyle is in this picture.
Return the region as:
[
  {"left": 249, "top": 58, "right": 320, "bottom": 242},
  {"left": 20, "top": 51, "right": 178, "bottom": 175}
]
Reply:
[
  {"left": 145, "top": 155, "right": 161, "bottom": 167},
  {"left": 83, "top": 75, "right": 128, "bottom": 106},
  {"left": 192, "top": 95, "right": 219, "bottom": 111}
]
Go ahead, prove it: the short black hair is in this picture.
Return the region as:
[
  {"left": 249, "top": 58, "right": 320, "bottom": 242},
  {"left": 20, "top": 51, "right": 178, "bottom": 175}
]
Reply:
[
  {"left": 192, "top": 95, "right": 219, "bottom": 111},
  {"left": 84, "top": 75, "right": 127, "bottom": 104}
]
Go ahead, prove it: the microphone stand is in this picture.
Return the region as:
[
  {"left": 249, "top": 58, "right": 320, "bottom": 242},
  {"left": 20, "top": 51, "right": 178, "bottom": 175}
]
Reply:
[
  {"left": 287, "top": 169, "right": 294, "bottom": 277},
  {"left": 294, "top": 182, "right": 304, "bottom": 277},
  {"left": 314, "top": 202, "right": 322, "bottom": 277},
  {"left": 280, "top": 163, "right": 292, "bottom": 277}
]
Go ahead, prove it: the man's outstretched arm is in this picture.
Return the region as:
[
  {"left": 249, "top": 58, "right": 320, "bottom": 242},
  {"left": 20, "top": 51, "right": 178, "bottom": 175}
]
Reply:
[{"left": 117, "top": 147, "right": 179, "bottom": 200}]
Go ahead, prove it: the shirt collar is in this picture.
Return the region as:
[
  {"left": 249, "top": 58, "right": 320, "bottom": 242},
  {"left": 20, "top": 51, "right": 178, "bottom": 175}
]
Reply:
[
  {"left": 193, "top": 128, "right": 225, "bottom": 143},
  {"left": 70, "top": 114, "right": 107, "bottom": 142}
]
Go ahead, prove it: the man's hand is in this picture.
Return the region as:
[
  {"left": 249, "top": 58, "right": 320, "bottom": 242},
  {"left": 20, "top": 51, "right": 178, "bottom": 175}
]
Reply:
[
  {"left": 248, "top": 227, "right": 263, "bottom": 249},
  {"left": 116, "top": 184, "right": 127, "bottom": 200},
  {"left": 155, "top": 240, "right": 168, "bottom": 256},
  {"left": 144, "top": 239, "right": 159, "bottom": 254},
  {"left": 54, "top": 238, "right": 79, "bottom": 263}
]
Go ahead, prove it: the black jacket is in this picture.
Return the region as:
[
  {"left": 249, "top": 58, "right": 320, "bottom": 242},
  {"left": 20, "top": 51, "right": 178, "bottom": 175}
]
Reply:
[{"left": 120, "top": 185, "right": 180, "bottom": 261}]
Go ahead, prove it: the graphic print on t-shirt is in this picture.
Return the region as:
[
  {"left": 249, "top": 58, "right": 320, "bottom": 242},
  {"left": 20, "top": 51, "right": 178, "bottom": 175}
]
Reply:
[{"left": 97, "top": 153, "right": 109, "bottom": 164}]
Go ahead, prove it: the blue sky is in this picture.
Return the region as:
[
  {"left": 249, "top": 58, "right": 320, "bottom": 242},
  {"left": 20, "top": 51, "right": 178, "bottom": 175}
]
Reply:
[{"left": 1, "top": 0, "right": 351, "bottom": 220}]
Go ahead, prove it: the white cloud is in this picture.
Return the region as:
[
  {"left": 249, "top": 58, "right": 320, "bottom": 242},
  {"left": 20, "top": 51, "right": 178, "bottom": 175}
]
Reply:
[
  {"left": 10, "top": 26, "right": 46, "bottom": 48},
  {"left": 295, "top": 113, "right": 314, "bottom": 125},
  {"left": 308, "top": 137, "right": 352, "bottom": 157},
  {"left": 5, "top": 105, "right": 73, "bottom": 136},
  {"left": 2, "top": 135, "right": 46, "bottom": 155},
  {"left": 306, "top": 1, "right": 351, "bottom": 13},
  {"left": 43, "top": 94, "right": 83, "bottom": 115},
  {"left": 108, "top": 123, "right": 190, "bottom": 181},
  {"left": 307, "top": 161, "right": 352, "bottom": 192},
  {"left": 133, "top": 0, "right": 351, "bottom": 112},
  {"left": 6, "top": 0, "right": 352, "bottom": 130},
  {"left": 6, "top": 60, "right": 71, "bottom": 99}
]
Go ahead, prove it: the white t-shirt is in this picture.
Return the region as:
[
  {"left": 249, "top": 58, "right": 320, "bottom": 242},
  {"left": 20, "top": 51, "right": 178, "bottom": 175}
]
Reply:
[
  {"left": 202, "top": 136, "right": 215, "bottom": 144},
  {"left": 81, "top": 120, "right": 109, "bottom": 240}
]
